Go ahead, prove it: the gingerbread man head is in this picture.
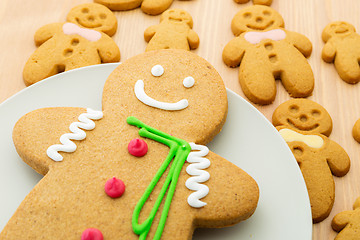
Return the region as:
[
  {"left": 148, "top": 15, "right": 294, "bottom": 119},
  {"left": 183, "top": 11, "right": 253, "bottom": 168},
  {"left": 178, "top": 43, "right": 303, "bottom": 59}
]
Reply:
[
  {"left": 66, "top": 3, "right": 118, "bottom": 36},
  {"left": 6, "top": 50, "right": 259, "bottom": 239},
  {"left": 160, "top": 9, "right": 194, "bottom": 28},
  {"left": 273, "top": 99, "right": 333, "bottom": 137},
  {"left": 322, "top": 21, "right": 356, "bottom": 43},
  {"left": 231, "top": 5, "right": 284, "bottom": 36}
]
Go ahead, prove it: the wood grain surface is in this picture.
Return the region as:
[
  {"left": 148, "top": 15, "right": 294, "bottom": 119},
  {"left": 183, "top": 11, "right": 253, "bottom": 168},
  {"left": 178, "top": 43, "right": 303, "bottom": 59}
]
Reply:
[{"left": 1, "top": 0, "right": 360, "bottom": 239}]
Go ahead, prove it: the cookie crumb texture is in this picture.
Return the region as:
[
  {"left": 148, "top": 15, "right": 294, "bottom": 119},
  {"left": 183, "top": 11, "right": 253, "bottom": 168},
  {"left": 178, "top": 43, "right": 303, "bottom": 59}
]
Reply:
[
  {"left": 23, "top": 3, "right": 120, "bottom": 86},
  {"left": 223, "top": 5, "right": 314, "bottom": 105},
  {"left": 322, "top": 21, "right": 360, "bottom": 84},
  {"left": 3, "top": 50, "right": 259, "bottom": 239}
]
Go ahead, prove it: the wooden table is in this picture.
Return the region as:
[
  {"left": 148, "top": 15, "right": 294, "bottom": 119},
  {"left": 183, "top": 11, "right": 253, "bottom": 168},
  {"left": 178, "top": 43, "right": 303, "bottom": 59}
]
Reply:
[{"left": 1, "top": 0, "right": 359, "bottom": 239}]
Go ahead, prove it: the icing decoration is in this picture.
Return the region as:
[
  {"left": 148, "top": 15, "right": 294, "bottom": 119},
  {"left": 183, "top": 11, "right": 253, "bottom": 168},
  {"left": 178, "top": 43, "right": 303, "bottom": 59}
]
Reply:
[
  {"left": 81, "top": 228, "right": 103, "bottom": 240},
  {"left": 151, "top": 65, "right": 164, "bottom": 77},
  {"left": 104, "top": 177, "right": 125, "bottom": 198},
  {"left": 279, "top": 128, "right": 324, "bottom": 148},
  {"left": 244, "top": 29, "right": 286, "bottom": 44},
  {"left": 62, "top": 22, "right": 102, "bottom": 42},
  {"left": 128, "top": 138, "right": 148, "bottom": 157},
  {"left": 127, "top": 116, "right": 191, "bottom": 240},
  {"left": 46, "top": 108, "right": 103, "bottom": 161},
  {"left": 185, "top": 143, "right": 210, "bottom": 208},
  {"left": 183, "top": 76, "right": 195, "bottom": 88},
  {"left": 134, "top": 80, "right": 189, "bottom": 111}
]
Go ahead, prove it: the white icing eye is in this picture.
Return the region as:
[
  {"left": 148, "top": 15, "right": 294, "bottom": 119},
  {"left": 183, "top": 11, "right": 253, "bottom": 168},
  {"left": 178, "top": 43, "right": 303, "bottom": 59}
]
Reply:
[
  {"left": 151, "top": 65, "right": 164, "bottom": 77},
  {"left": 183, "top": 76, "right": 195, "bottom": 88}
]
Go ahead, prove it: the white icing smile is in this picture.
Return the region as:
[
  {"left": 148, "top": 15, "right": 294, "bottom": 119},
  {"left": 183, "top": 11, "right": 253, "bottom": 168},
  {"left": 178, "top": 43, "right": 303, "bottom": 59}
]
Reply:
[{"left": 134, "top": 80, "right": 189, "bottom": 111}]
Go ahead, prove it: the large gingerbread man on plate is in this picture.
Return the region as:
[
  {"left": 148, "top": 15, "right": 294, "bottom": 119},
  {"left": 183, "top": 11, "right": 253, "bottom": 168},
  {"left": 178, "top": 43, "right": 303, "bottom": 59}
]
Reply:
[
  {"left": 23, "top": 3, "right": 120, "bottom": 86},
  {"left": 223, "top": 5, "right": 314, "bottom": 105},
  {"left": 2, "top": 50, "right": 259, "bottom": 239}
]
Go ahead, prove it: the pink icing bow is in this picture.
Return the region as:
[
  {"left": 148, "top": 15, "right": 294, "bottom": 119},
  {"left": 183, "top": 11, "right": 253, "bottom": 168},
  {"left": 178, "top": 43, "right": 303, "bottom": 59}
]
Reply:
[
  {"left": 244, "top": 29, "right": 286, "bottom": 44},
  {"left": 62, "top": 22, "right": 102, "bottom": 42}
]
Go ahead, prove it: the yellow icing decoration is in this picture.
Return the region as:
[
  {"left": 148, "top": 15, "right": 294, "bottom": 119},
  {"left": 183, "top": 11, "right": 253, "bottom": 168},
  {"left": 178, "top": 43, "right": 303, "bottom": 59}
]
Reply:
[{"left": 279, "top": 128, "right": 324, "bottom": 148}]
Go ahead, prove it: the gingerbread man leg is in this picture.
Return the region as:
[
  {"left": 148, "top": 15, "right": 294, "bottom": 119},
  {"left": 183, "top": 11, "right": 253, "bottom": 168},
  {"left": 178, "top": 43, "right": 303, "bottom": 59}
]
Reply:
[
  {"left": 281, "top": 59, "right": 314, "bottom": 98},
  {"left": 141, "top": 0, "right": 173, "bottom": 15},
  {"left": 239, "top": 59, "right": 276, "bottom": 105},
  {"left": 334, "top": 55, "right": 360, "bottom": 84}
]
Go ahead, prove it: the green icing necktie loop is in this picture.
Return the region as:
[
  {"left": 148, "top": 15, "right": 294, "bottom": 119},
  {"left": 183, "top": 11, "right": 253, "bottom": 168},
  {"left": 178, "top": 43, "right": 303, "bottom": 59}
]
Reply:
[{"left": 127, "top": 116, "right": 191, "bottom": 240}]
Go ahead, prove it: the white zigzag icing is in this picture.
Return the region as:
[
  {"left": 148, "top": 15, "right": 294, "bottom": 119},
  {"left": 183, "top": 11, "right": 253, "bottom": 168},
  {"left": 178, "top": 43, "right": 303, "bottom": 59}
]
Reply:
[
  {"left": 185, "top": 143, "right": 211, "bottom": 208},
  {"left": 46, "top": 108, "right": 103, "bottom": 162}
]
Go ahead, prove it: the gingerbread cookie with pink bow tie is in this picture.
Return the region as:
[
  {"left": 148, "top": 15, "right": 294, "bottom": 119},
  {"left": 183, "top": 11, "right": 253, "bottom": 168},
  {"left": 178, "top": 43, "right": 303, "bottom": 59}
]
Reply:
[
  {"left": 2, "top": 50, "right": 259, "bottom": 239},
  {"left": 23, "top": 3, "right": 120, "bottom": 86},
  {"left": 234, "top": 0, "right": 272, "bottom": 6},
  {"left": 223, "top": 5, "right": 314, "bottom": 105}
]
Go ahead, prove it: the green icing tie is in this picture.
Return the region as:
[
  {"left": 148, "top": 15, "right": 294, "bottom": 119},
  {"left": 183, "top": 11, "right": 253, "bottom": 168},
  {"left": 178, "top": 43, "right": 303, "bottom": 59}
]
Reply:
[{"left": 127, "top": 116, "right": 191, "bottom": 240}]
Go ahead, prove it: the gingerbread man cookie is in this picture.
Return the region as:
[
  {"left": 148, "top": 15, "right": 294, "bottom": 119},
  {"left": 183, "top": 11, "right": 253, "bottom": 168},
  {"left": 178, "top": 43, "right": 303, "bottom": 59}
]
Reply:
[
  {"left": 223, "top": 5, "right": 314, "bottom": 105},
  {"left": 23, "top": 3, "right": 120, "bottom": 86},
  {"left": 322, "top": 21, "right": 360, "bottom": 84},
  {"left": 144, "top": 9, "right": 199, "bottom": 52},
  {"left": 2, "top": 50, "right": 259, "bottom": 239},
  {"left": 352, "top": 118, "right": 360, "bottom": 143},
  {"left": 276, "top": 126, "right": 350, "bottom": 223},
  {"left": 273, "top": 99, "right": 333, "bottom": 137},
  {"left": 332, "top": 197, "right": 360, "bottom": 240},
  {"left": 94, "top": 0, "right": 192, "bottom": 15},
  {"left": 234, "top": 0, "right": 272, "bottom": 6}
]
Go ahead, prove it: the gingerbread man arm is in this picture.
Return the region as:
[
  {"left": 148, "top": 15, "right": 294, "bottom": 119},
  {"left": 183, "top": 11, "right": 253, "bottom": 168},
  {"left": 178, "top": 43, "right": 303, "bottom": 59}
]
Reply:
[
  {"left": 222, "top": 37, "right": 248, "bottom": 67},
  {"left": 332, "top": 210, "right": 353, "bottom": 232},
  {"left": 144, "top": 25, "right": 159, "bottom": 42},
  {"left": 12, "top": 107, "right": 89, "bottom": 175},
  {"left": 186, "top": 151, "right": 259, "bottom": 228},
  {"left": 187, "top": 29, "right": 200, "bottom": 50},
  {"left": 285, "top": 30, "right": 313, "bottom": 58},
  {"left": 96, "top": 34, "right": 121, "bottom": 63},
  {"left": 324, "top": 140, "right": 350, "bottom": 177},
  {"left": 34, "top": 23, "right": 63, "bottom": 46},
  {"left": 322, "top": 40, "right": 337, "bottom": 63}
]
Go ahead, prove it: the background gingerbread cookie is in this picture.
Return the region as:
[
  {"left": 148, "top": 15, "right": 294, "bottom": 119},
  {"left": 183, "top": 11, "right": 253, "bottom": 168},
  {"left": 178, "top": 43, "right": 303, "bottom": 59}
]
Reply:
[
  {"left": 223, "top": 5, "right": 314, "bottom": 105},
  {"left": 2, "top": 50, "right": 259, "bottom": 239},
  {"left": 233, "top": 0, "right": 272, "bottom": 6},
  {"left": 144, "top": 9, "right": 199, "bottom": 51},
  {"left": 273, "top": 98, "right": 333, "bottom": 137},
  {"left": 332, "top": 197, "right": 360, "bottom": 240},
  {"left": 322, "top": 21, "right": 360, "bottom": 84},
  {"left": 276, "top": 126, "right": 350, "bottom": 222},
  {"left": 23, "top": 3, "right": 120, "bottom": 86},
  {"left": 352, "top": 118, "right": 360, "bottom": 143},
  {"left": 94, "top": 0, "right": 192, "bottom": 15}
]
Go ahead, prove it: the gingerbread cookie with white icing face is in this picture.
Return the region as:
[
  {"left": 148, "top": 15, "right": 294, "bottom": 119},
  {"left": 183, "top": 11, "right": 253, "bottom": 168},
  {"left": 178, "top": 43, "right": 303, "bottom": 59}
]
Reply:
[
  {"left": 332, "top": 197, "right": 360, "bottom": 240},
  {"left": 23, "top": 3, "right": 120, "bottom": 86},
  {"left": 223, "top": 5, "right": 314, "bottom": 105},
  {"left": 322, "top": 21, "right": 360, "bottom": 84},
  {"left": 2, "top": 50, "right": 259, "bottom": 239},
  {"left": 234, "top": 0, "right": 272, "bottom": 6},
  {"left": 273, "top": 99, "right": 333, "bottom": 137},
  {"left": 276, "top": 126, "right": 350, "bottom": 223},
  {"left": 94, "top": 0, "right": 192, "bottom": 15},
  {"left": 144, "top": 9, "right": 199, "bottom": 51}
]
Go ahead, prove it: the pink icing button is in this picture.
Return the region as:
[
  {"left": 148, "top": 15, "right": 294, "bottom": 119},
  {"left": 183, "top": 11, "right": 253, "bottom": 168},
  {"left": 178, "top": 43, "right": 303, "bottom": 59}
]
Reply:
[
  {"left": 81, "top": 228, "right": 103, "bottom": 240},
  {"left": 104, "top": 177, "right": 125, "bottom": 198},
  {"left": 128, "top": 138, "right": 148, "bottom": 157}
]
